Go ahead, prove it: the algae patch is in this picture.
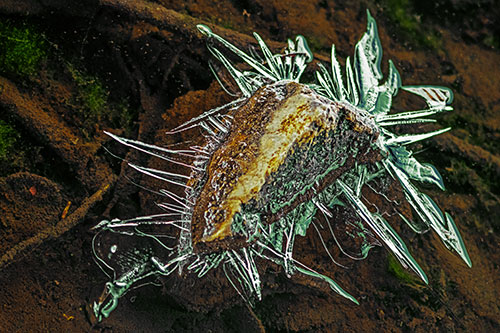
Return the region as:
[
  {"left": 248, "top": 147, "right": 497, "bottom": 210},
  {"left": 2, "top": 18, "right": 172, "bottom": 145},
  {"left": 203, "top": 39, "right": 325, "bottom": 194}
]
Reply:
[
  {"left": 0, "top": 20, "right": 47, "bottom": 76},
  {"left": 0, "top": 119, "right": 18, "bottom": 160},
  {"left": 387, "top": 253, "right": 421, "bottom": 284},
  {"left": 381, "top": 0, "right": 440, "bottom": 50}
]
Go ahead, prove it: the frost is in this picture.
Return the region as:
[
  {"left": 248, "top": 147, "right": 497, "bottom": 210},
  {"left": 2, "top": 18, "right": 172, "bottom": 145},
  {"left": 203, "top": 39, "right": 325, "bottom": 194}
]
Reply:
[{"left": 92, "top": 10, "right": 470, "bottom": 321}]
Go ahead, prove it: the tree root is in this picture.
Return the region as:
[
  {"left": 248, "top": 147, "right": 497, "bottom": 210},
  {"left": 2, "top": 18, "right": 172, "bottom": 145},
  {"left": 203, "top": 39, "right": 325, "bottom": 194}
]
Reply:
[
  {"left": 0, "top": 179, "right": 114, "bottom": 270},
  {"left": 0, "top": 76, "right": 113, "bottom": 192}
]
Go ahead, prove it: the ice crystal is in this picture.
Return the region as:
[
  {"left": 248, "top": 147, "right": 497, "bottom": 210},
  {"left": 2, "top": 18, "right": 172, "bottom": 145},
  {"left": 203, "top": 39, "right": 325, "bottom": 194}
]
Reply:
[{"left": 92, "top": 10, "right": 471, "bottom": 321}]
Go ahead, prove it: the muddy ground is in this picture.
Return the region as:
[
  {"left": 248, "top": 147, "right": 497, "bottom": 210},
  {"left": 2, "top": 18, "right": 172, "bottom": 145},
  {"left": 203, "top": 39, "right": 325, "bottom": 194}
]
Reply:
[{"left": 0, "top": 0, "right": 499, "bottom": 332}]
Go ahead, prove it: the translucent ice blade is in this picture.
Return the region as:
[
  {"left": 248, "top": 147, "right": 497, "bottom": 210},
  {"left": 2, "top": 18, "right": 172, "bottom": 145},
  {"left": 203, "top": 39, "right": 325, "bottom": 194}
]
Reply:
[
  {"left": 314, "top": 44, "right": 351, "bottom": 102},
  {"left": 294, "top": 35, "right": 314, "bottom": 62},
  {"left": 398, "top": 212, "right": 429, "bottom": 234},
  {"left": 290, "top": 35, "right": 313, "bottom": 80},
  {"left": 225, "top": 249, "right": 262, "bottom": 302},
  {"left": 337, "top": 179, "right": 428, "bottom": 283},
  {"left": 208, "top": 61, "right": 240, "bottom": 97},
  {"left": 292, "top": 201, "right": 317, "bottom": 237},
  {"left": 207, "top": 45, "right": 256, "bottom": 97},
  {"left": 105, "top": 131, "right": 194, "bottom": 157},
  {"left": 167, "top": 98, "right": 243, "bottom": 134},
  {"left": 253, "top": 32, "right": 282, "bottom": 79},
  {"left": 379, "top": 119, "right": 437, "bottom": 126},
  {"left": 293, "top": 259, "right": 359, "bottom": 305},
  {"left": 310, "top": 221, "right": 348, "bottom": 268},
  {"left": 198, "top": 24, "right": 313, "bottom": 92},
  {"left": 96, "top": 215, "right": 187, "bottom": 236},
  {"left": 385, "top": 159, "right": 471, "bottom": 267},
  {"left": 284, "top": 218, "right": 297, "bottom": 277},
  {"left": 376, "top": 105, "right": 453, "bottom": 123},
  {"left": 388, "top": 145, "right": 445, "bottom": 190},
  {"left": 386, "top": 159, "right": 444, "bottom": 222},
  {"left": 104, "top": 131, "right": 203, "bottom": 171},
  {"left": 241, "top": 247, "right": 262, "bottom": 299},
  {"left": 197, "top": 24, "right": 275, "bottom": 81},
  {"left": 92, "top": 232, "right": 176, "bottom": 321},
  {"left": 348, "top": 10, "right": 401, "bottom": 114},
  {"left": 188, "top": 253, "right": 225, "bottom": 277},
  {"left": 371, "top": 60, "right": 401, "bottom": 115},
  {"left": 355, "top": 164, "right": 367, "bottom": 197},
  {"left": 316, "top": 64, "right": 338, "bottom": 100},
  {"left": 223, "top": 260, "right": 251, "bottom": 305},
  {"left": 345, "top": 56, "right": 359, "bottom": 105},
  {"left": 384, "top": 127, "right": 451, "bottom": 146},
  {"left": 280, "top": 36, "right": 309, "bottom": 81},
  {"left": 330, "top": 44, "right": 347, "bottom": 101},
  {"left": 354, "top": 9, "right": 383, "bottom": 107},
  {"left": 444, "top": 213, "right": 472, "bottom": 267},
  {"left": 128, "top": 163, "right": 190, "bottom": 189},
  {"left": 401, "top": 85, "right": 454, "bottom": 109},
  {"left": 255, "top": 239, "right": 358, "bottom": 305}
]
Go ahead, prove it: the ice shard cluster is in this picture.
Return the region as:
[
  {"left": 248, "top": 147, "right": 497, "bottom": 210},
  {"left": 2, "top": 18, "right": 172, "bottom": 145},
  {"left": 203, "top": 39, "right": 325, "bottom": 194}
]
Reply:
[{"left": 92, "top": 11, "right": 471, "bottom": 320}]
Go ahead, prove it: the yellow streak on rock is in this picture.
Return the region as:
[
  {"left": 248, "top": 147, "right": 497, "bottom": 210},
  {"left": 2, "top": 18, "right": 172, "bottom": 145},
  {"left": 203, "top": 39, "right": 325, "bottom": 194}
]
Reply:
[{"left": 203, "top": 92, "right": 337, "bottom": 241}]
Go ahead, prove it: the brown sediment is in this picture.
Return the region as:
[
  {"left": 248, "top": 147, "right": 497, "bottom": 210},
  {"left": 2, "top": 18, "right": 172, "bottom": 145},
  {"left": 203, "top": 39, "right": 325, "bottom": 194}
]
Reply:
[
  {"left": 0, "top": 76, "right": 112, "bottom": 192},
  {"left": 0, "top": 1, "right": 499, "bottom": 332},
  {"left": 0, "top": 179, "right": 114, "bottom": 270}
]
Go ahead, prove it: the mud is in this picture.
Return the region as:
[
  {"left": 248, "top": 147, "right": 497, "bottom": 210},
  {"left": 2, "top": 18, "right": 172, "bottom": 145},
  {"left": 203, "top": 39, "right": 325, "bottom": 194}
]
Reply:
[{"left": 0, "top": 0, "right": 499, "bottom": 332}]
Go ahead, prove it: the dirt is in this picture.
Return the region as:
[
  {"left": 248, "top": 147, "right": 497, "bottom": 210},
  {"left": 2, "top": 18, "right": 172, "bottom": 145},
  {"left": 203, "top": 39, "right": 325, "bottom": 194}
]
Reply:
[{"left": 0, "top": 0, "right": 499, "bottom": 332}]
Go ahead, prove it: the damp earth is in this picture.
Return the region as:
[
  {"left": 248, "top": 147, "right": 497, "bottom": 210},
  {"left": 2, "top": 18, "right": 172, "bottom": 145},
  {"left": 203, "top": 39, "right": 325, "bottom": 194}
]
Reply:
[{"left": 0, "top": 1, "right": 499, "bottom": 332}]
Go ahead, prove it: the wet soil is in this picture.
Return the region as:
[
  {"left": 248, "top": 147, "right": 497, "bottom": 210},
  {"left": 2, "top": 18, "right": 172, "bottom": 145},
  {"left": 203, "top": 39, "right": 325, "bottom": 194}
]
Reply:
[{"left": 0, "top": 0, "right": 499, "bottom": 332}]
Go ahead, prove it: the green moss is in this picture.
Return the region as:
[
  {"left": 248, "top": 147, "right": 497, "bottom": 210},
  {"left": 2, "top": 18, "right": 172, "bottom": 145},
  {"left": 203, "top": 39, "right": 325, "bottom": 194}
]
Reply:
[
  {"left": 387, "top": 253, "right": 420, "bottom": 284},
  {"left": 381, "top": 0, "right": 441, "bottom": 50},
  {"left": 440, "top": 102, "right": 500, "bottom": 155},
  {"left": 80, "top": 78, "right": 108, "bottom": 116},
  {"left": 446, "top": 159, "right": 471, "bottom": 189},
  {"left": 68, "top": 65, "right": 109, "bottom": 117},
  {"left": 0, "top": 119, "right": 18, "bottom": 160},
  {"left": 306, "top": 36, "right": 330, "bottom": 54},
  {"left": 446, "top": 158, "right": 498, "bottom": 208},
  {"left": 0, "top": 20, "right": 47, "bottom": 76},
  {"left": 220, "top": 20, "right": 237, "bottom": 31},
  {"left": 107, "top": 99, "right": 138, "bottom": 137},
  {"left": 66, "top": 64, "right": 137, "bottom": 138},
  {"left": 483, "top": 35, "right": 500, "bottom": 50},
  {"left": 0, "top": 119, "right": 33, "bottom": 177},
  {"left": 386, "top": 0, "right": 418, "bottom": 31}
]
